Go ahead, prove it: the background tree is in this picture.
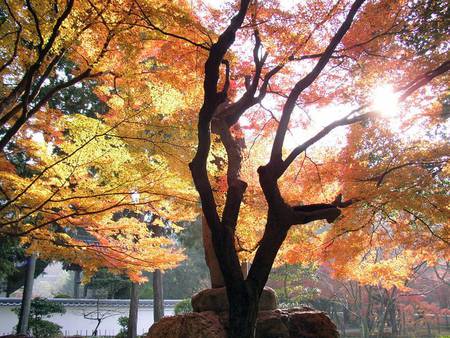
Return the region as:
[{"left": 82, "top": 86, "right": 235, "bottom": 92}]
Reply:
[
  {"left": 269, "top": 263, "right": 318, "bottom": 305},
  {"left": 0, "top": 0, "right": 203, "bottom": 281},
  {"left": 83, "top": 299, "right": 121, "bottom": 336},
  {"left": 162, "top": 218, "right": 210, "bottom": 299}
]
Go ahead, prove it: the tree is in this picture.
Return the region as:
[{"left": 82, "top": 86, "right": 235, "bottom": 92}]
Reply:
[
  {"left": 16, "top": 253, "right": 37, "bottom": 335},
  {"left": 0, "top": 0, "right": 204, "bottom": 150},
  {"left": 0, "top": 0, "right": 202, "bottom": 281},
  {"left": 127, "top": 283, "right": 138, "bottom": 338},
  {"left": 0, "top": 2, "right": 202, "bottom": 336},
  {"left": 86, "top": 269, "right": 131, "bottom": 299},
  {"left": 187, "top": 1, "right": 449, "bottom": 337},
  {"left": 269, "top": 263, "right": 318, "bottom": 305},
  {"left": 83, "top": 299, "right": 121, "bottom": 336},
  {"left": 2, "top": 1, "right": 448, "bottom": 337},
  {"left": 162, "top": 218, "right": 210, "bottom": 299}
]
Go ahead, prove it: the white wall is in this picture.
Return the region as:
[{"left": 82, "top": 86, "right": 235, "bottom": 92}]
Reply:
[{"left": 0, "top": 303, "right": 175, "bottom": 336}]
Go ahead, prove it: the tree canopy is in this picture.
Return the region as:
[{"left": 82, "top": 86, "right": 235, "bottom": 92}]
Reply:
[
  {"left": 186, "top": 0, "right": 448, "bottom": 336},
  {"left": 0, "top": 0, "right": 205, "bottom": 281}
]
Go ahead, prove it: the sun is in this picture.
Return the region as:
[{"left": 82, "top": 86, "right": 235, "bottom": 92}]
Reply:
[{"left": 371, "top": 84, "right": 400, "bottom": 117}]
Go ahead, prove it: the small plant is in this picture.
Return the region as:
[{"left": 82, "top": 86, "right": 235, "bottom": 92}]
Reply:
[
  {"left": 13, "top": 297, "right": 65, "bottom": 338},
  {"left": 115, "top": 316, "right": 128, "bottom": 338},
  {"left": 174, "top": 299, "right": 192, "bottom": 315}
]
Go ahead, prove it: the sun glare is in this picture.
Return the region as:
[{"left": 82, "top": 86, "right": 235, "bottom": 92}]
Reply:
[{"left": 371, "top": 84, "right": 399, "bottom": 117}]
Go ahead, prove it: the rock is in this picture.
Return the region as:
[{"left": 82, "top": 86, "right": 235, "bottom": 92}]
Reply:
[
  {"left": 146, "top": 307, "right": 339, "bottom": 338},
  {"left": 286, "top": 307, "right": 339, "bottom": 338},
  {"left": 146, "top": 311, "right": 227, "bottom": 338},
  {"left": 256, "top": 310, "right": 290, "bottom": 338},
  {"left": 191, "top": 287, "right": 278, "bottom": 313}
]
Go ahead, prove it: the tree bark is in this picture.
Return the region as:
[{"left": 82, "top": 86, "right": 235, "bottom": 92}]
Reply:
[
  {"left": 227, "top": 283, "right": 260, "bottom": 338},
  {"left": 389, "top": 301, "right": 399, "bottom": 336},
  {"left": 73, "top": 269, "right": 81, "bottom": 299},
  {"left": 202, "top": 215, "right": 225, "bottom": 287},
  {"left": 153, "top": 269, "right": 164, "bottom": 322},
  {"left": 128, "top": 282, "right": 139, "bottom": 338},
  {"left": 7, "top": 259, "right": 47, "bottom": 296},
  {"left": 377, "top": 298, "right": 389, "bottom": 338},
  {"left": 226, "top": 217, "right": 288, "bottom": 338},
  {"left": 17, "top": 253, "right": 37, "bottom": 334}
]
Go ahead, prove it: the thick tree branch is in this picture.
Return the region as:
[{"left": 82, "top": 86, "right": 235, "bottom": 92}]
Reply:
[
  {"left": 270, "top": 0, "right": 366, "bottom": 163},
  {"left": 280, "top": 59, "right": 450, "bottom": 175},
  {"left": 289, "top": 194, "right": 354, "bottom": 226},
  {"left": 0, "top": 51, "right": 66, "bottom": 129},
  {"left": 25, "top": 0, "right": 44, "bottom": 51},
  {"left": 189, "top": 1, "right": 252, "bottom": 296},
  {"left": 398, "top": 60, "right": 450, "bottom": 100},
  {"left": 214, "top": 119, "right": 247, "bottom": 232},
  {"left": 218, "top": 59, "right": 231, "bottom": 99},
  {"left": 190, "top": 0, "right": 251, "bottom": 234}
]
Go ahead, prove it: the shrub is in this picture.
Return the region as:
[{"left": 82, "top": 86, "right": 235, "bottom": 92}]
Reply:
[
  {"left": 13, "top": 297, "right": 65, "bottom": 338},
  {"left": 174, "top": 299, "right": 192, "bottom": 315},
  {"left": 30, "top": 320, "right": 62, "bottom": 338},
  {"left": 115, "top": 316, "right": 128, "bottom": 338}
]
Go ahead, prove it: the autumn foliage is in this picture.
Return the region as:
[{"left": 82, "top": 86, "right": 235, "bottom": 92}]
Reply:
[
  {"left": 0, "top": 0, "right": 448, "bottom": 336},
  {"left": 0, "top": 0, "right": 206, "bottom": 280}
]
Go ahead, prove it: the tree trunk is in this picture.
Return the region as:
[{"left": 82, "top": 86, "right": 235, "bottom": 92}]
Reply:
[
  {"left": 226, "top": 219, "right": 288, "bottom": 338},
  {"left": 389, "top": 301, "right": 399, "bottom": 336},
  {"left": 17, "top": 253, "right": 37, "bottom": 335},
  {"left": 377, "top": 300, "right": 389, "bottom": 338},
  {"left": 227, "top": 285, "right": 260, "bottom": 338},
  {"left": 202, "top": 216, "right": 225, "bottom": 287},
  {"left": 400, "top": 309, "right": 405, "bottom": 335},
  {"left": 93, "top": 319, "right": 101, "bottom": 336},
  {"left": 73, "top": 269, "right": 81, "bottom": 299},
  {"left": 340, "top": 304, "right": 347, "bottom": 337},
  {"left": 7, "top": 259, "right": 47, "bottom": 296},
  {"left": 365, "top": 286, "right": 374, "bottom": 336},
  {"left": 361, "top": 316, "right": 370, "bottom": 338},
  {"left": 153, "top": 269, "right": 164, "bottom": 322},
  {"left": 128, "top": 282, "right": 139, "bottom": 338}
]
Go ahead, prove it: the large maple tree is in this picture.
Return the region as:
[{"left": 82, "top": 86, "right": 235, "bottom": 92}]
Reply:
[
  {"left": 188, "top": 0, "right": 448, "bottom": 337},
  {"left": 0, "top": 0, "right": 204, "bottom": 280}
]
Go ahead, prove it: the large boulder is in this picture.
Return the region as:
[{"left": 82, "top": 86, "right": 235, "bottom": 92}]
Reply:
[
  {"left": 146, "top": 307, "right": 339, "bottom": 338},
  {"left": 287, "top": 308, "right": 339, "bottom": 338},
  {"left": 191, "top": 287, "right": 278, "bottom": 313},
  {"left": 146, "top": 311, "right": 227, "bottom": 338}
]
